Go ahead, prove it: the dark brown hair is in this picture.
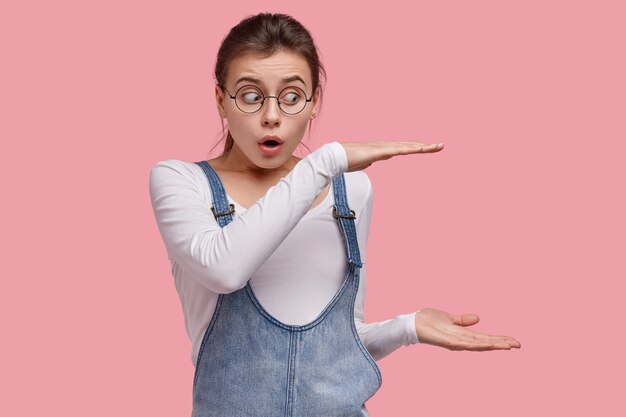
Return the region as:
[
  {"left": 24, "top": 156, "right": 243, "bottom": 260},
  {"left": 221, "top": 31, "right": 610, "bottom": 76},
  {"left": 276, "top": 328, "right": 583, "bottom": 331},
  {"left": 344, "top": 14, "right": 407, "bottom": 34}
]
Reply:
[{"left": 209, "top": 13, "right": 326, "bottom": 156}]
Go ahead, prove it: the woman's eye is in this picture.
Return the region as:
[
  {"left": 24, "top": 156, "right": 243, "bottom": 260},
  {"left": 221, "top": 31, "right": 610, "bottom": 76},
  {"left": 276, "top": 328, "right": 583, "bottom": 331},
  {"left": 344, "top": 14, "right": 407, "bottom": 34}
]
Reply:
[
  {"left": 241, "top": 92, "right": 262, "bottom": 103},
  {"left": 281, "top": 92, "right": 300, "bottom": 104}
]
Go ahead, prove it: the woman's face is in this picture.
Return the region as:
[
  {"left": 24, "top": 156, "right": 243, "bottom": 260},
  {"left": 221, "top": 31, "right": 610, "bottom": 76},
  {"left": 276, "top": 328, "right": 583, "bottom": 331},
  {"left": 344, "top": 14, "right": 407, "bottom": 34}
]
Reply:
[{"left": 215, "top": 50, "right": 321, "bottom": 172}]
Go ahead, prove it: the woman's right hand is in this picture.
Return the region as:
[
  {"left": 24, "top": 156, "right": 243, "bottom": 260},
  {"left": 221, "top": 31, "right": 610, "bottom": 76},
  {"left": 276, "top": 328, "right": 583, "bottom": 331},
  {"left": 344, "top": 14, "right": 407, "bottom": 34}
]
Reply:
[{"left": 339, "top": 141, "right": 444, "bottom": 172}]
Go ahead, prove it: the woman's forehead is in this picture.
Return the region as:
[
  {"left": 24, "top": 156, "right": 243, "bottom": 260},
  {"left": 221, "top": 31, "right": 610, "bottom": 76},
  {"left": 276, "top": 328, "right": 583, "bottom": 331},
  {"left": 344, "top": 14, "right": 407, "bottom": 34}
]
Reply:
[{"left": 226, "top": 50, "right": 313, "bottom": 89}]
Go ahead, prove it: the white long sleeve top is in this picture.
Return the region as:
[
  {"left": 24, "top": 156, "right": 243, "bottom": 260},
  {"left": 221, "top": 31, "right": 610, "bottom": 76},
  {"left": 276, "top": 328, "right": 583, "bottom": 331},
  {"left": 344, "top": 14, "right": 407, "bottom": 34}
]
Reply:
[{"left": 149, "top": 141, "right": 419, "bottom": 367}]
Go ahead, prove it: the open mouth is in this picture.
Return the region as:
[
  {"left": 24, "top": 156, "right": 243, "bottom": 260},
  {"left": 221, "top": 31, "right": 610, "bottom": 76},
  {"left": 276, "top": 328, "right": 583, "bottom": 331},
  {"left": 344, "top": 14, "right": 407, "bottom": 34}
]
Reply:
[{"left": 262, "top": 140, "right": 281, "bottom": 148}]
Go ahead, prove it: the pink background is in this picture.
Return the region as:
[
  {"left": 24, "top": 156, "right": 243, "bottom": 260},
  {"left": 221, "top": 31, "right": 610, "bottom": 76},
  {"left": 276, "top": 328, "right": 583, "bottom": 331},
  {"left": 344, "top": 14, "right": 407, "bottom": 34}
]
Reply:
[{"left": 2, "top": 0, "right": 624, "bottom": 415}]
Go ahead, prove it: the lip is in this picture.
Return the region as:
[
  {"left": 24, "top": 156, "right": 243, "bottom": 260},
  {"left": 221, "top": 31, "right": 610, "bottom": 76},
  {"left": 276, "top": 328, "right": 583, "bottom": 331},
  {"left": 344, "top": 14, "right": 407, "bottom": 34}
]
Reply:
[
  {"left": 258, "top": 135, "right": 284, "bottom": 156},
  {"left": 258, "top": 135, "right": 284, "bottom": 144}
]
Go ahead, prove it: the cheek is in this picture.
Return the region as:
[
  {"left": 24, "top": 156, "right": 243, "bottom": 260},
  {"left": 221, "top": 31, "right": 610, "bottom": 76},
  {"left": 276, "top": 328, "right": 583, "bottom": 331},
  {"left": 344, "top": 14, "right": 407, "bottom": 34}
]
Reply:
[
  {"left": 290, "top": 119, "right": 309, "bottom": 138},
  {"left": 227, "top": 116, "right": 254, "bottom": 138}
]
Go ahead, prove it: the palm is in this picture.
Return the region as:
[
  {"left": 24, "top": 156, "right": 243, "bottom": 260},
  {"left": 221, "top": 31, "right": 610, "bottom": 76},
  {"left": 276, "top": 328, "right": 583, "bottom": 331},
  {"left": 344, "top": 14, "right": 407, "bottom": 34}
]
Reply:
[{"left": 414, "top": 308, "right": 521, "bottom": 351}]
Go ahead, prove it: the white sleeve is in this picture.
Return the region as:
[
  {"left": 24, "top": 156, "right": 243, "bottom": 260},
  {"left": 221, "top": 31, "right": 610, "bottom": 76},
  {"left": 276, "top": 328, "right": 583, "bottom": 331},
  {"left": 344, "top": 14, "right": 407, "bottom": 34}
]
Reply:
[
  {"left": 353, "top": 174, "right": 420, "bottom": 361},
  {"left": 149, "top": 141, "right": 348, "bottom": 294}
]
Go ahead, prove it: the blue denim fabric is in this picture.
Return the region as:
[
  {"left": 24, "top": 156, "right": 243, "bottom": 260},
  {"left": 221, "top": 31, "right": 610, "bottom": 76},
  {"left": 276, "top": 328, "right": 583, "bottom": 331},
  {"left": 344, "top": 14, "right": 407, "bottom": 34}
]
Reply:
[{"left": 192, "top": 160, "right": 381, "bottom": 416}]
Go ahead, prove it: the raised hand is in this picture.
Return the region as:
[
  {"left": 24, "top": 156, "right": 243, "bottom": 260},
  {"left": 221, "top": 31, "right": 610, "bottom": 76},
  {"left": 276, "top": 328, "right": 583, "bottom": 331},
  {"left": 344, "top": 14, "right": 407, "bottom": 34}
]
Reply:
[
  {"left": 414, "top": 308, "right": 521, "bottom": 351},
  {"left": 339, "top": 141, "right": 444, "bottom": 172}
]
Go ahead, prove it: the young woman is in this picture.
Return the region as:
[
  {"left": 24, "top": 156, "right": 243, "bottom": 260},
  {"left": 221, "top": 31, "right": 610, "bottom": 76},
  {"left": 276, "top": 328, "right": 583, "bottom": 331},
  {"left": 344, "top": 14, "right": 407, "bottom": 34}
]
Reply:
[{"left": 149, "top": 12, "right": 521, "bottom": 417}]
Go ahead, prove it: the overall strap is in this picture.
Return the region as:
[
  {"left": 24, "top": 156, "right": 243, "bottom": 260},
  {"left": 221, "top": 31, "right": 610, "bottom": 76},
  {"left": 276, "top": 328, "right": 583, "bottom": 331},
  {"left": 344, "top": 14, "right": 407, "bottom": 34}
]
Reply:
[
  {"left": 332, "top": 174, "right": 363, "bottom": 269},
  {"left": 194, "top": 161, "right": 235, "bottom": 228}
]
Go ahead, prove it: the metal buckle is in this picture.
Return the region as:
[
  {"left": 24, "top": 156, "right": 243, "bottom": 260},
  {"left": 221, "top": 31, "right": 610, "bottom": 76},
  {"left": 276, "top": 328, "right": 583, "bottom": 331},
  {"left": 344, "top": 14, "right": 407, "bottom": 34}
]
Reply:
[
  {"left": 332, "top": 206, "right": 356, "bottom": 219},
  {"left": 211, "top": 204, "right": 236, "bottom": 218}
]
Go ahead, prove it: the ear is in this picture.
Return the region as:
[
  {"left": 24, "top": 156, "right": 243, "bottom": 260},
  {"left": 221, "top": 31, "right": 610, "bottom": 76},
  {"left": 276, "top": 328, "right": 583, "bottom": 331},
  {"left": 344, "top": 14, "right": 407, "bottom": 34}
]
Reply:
[
  {"left": 309, "top": 86, "right": 321, "bottom": 119},
  {"left": 215, "top": 84, "right": 227, "bottom": 119}
]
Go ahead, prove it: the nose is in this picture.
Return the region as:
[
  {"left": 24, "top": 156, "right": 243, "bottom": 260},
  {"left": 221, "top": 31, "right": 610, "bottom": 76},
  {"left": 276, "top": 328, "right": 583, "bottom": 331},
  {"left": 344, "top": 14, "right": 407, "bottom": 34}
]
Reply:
[{"left": 261, "top": 96, "right": 281, "bottom": 127}]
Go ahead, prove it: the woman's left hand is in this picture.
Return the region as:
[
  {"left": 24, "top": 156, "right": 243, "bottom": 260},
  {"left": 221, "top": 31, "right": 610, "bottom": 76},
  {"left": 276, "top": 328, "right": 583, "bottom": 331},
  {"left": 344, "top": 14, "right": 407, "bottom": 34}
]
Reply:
[{"left": 414, "top": 308, "right": 521, "bottom": 351}]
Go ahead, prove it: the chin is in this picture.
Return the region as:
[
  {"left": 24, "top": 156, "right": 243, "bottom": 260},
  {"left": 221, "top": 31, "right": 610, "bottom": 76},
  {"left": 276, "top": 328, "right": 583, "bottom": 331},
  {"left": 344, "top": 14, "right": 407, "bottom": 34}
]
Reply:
[{"left": 256, "top": 157, "right": 288, "bottom": 168}]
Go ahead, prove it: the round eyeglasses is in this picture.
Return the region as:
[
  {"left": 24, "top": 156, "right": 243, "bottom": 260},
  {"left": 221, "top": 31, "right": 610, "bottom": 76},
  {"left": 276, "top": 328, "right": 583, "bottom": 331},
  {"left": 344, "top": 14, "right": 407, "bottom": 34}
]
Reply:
[{"left": 220, "top": 85, "right": 313, "bottom": 115}]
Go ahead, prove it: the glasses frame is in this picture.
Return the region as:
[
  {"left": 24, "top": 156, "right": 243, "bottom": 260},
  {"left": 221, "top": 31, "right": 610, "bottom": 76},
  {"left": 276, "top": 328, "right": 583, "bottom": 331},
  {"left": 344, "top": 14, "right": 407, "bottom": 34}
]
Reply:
[{"left": 220, "top": 84, "right": 313, "bottom": 115}]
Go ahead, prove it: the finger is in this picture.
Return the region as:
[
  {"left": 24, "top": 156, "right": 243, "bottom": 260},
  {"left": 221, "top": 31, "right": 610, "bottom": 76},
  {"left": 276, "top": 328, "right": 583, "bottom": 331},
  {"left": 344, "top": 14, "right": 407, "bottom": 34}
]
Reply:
[
  {"left": 447, "top": 338, "right": 498, "bottom": 351},
  {"left": 456, "top": 327, "right": 504, "bottom": 340},
  {"left": 451, "top": 314, "right": 480, "bottom": 327},
  {"left": 378, "top": 142, "right": 442, "bottom": 155},
  {"left": 448, "top": 338, "right": 513, "bottom": 352},
  {"left": 456, "top": 330, "right": 522, "bottom": 349},
  {"left": 419, "top": 143, "right": 445, "bottom": 153},
  {"left": 397, "top": 142, "right": 444, "bottom": 154}
]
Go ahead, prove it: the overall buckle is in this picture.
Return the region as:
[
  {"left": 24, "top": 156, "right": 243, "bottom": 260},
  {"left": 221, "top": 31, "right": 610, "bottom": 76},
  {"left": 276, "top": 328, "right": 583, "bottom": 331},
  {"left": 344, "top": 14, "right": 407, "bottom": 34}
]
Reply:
[
  {"left": 211, "top": 204, "right": 236, "bottom": 218},
  {"left": 332, "top": 206, "right": 356, "bottom": 219}
]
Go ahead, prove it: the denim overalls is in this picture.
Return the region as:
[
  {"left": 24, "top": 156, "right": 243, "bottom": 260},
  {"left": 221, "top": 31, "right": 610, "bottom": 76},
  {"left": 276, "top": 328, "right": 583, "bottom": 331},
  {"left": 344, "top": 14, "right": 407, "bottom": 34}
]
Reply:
[{"left": 191, "top": 160, "right": 382, "bottom": 417}]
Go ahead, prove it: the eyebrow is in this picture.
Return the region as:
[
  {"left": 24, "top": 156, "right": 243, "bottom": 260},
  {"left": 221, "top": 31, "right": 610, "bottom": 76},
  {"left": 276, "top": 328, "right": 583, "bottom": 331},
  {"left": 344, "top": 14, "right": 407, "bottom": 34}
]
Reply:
[{"left": 234, "top": 75, "right": 307, "bottom": 88}]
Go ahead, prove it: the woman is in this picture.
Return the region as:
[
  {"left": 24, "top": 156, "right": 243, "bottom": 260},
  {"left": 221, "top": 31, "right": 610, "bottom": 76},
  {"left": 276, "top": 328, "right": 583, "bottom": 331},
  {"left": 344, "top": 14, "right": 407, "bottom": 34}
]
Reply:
[{"left": 149, "top": 12, "right": 520, "bottom": 416}]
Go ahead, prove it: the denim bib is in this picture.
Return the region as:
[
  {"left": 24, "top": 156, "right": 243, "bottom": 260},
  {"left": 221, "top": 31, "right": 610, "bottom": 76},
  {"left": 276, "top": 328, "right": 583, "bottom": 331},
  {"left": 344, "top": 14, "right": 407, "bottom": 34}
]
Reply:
[{"left": 191, "top": 160, "right": 381, "bottom": 416}]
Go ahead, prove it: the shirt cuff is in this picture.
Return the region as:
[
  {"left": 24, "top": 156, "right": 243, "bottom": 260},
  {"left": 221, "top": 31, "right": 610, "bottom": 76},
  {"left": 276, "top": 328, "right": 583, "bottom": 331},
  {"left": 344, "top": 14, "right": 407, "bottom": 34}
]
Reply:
[
  {"left": 326, "top": 141, "right": 348, "bottom": 175},
  {"left": 400, "top": 311, "right": 420, "bottom": 344}
]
